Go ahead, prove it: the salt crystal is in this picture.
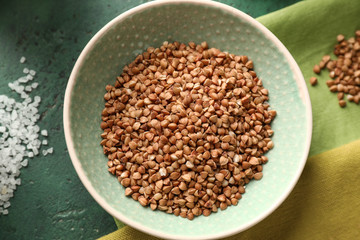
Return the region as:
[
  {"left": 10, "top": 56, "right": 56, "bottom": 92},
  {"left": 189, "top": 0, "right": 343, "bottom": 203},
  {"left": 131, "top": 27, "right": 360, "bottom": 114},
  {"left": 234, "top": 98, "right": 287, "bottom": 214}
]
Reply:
[
  {"left": 15, "top": 102, "right": 23, "bottom": 108},
  {"left": 26, "top": 75, "right": 33, "bottom": 81},
  {"left": 20, "top": 92, "right": 29, "bottom": 99},
  {"left": 8, "top": 99, "right": 15, "bottom": 105},
  {"left": 42, "top": 139, "right": 48, "bottom": 145},
  {"left": 34, "top": 139, "right": 41, "bottom": 147},
  {"left": 47, "top": 147, "right": 53, "bottom": 154},
  {"left": 24, "top": 97, "right": 31, "bottom": 104},
  {"left": 31, "top": 82, "right": 38, "bottom": 89},
  {"left": 11, "top": 110, "right": 18, "bottom": 120},
  {"left": 33, "top": 148, "right": 39, "bottom": 156},
  {"left": 8, "top": 83, "right": 14, "bottom": 90},
  {"left": 41, "top": 130, "right": 48, "bottom": 136},
  {"left": 29, "top": 70, "right": 36, "bottom": 76},
  {"left": 23, "top": 68, "right": 29, "bottom": 74},
  {"left": 3, "top": 201, "right": 10, "bottom": 208},
  {"left": 20, "top": 57, "right": 26, "bottom": 64},
  {"left": 15, "top": 85, "right": 25, "bottom": 94},
  {"left": 21, "top": 159, "right": 28, "bottom": 167},
  {"left": 42, "top": 150, "right": 48, "bottom": 156},
  {"left": 34, "top": 96, "right": 41, "bottom": 103},
  {"left": 18, "top": 77, "right": 28, "bottom": 83},
  {"left": 34, "top": 125, "right": 40, "bottom": 133},
  {"left": 15, "top": 179, "right": 21, "bottom": 185}
]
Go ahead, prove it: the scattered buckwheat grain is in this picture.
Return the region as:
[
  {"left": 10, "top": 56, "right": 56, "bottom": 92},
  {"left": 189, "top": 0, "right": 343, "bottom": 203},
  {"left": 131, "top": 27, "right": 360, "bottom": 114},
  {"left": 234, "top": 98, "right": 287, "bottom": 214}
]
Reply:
[{"left": 311, "top": 30, "right": 360, "bottom": 107}]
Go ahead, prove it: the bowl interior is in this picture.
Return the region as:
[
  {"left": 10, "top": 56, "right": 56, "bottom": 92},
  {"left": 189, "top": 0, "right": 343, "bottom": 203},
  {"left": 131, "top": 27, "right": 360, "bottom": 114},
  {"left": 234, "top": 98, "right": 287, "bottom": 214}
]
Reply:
[{"left": 66, "top": 1, "right": 310, "bottom": 239}]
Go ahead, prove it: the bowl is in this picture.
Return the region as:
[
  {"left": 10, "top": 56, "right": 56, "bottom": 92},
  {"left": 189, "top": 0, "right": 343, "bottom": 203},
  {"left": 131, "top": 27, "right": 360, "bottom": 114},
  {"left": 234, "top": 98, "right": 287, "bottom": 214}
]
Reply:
[{"left": 63, "top": 0, "right": 312, "bottom": 239}]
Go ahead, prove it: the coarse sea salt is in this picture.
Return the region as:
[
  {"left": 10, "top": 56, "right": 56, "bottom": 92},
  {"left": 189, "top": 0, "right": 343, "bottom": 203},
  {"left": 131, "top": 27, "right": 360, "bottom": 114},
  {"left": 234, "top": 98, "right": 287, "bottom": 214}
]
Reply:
[
  {"left": 19, "top": 57, "right": 26, "bottom": 64},
  {"left": 0, "top": 57, "right": 53, "bottom": 215}
]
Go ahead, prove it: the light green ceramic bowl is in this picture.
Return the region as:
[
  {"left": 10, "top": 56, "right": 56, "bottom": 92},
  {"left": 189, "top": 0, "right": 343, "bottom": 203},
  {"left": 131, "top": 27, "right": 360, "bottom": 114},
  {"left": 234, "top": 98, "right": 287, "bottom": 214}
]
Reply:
[{"left": 64, "top": 0, "right": 312, "bottom": 239}]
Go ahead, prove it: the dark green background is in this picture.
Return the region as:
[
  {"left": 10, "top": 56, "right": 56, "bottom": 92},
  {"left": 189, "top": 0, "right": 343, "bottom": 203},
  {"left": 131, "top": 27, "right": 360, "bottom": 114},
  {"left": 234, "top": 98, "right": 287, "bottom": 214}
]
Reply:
[{"left": 0, "top": 0, "right": 299, "bottom": 239}]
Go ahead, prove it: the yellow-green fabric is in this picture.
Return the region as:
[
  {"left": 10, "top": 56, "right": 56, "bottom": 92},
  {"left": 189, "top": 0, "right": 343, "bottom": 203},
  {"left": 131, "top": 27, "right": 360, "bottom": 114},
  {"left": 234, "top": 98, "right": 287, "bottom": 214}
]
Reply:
[
  {"left": 257, "top": 0, "right": 360, "bottom": 157},
  {"left": 100, "top": 0, "right": 360, "bottom": 239},
  {"left": 100, "top": 139, "right": 360, "bottom": 240}
]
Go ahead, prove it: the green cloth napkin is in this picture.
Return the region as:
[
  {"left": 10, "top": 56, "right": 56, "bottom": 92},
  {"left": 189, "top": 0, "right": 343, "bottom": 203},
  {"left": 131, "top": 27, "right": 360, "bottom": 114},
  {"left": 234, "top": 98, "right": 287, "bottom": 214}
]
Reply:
[
  {"left": 258, "top": 0, "right": 360, "bottom": 157},
  {"left": 100, "top": 0, "right": 360, "bottom": 239}
]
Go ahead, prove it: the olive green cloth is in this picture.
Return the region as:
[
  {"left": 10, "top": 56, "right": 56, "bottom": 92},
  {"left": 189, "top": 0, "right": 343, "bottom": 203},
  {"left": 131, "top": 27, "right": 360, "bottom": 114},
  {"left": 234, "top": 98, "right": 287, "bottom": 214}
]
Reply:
[
  {"left": 257, "top": 0, "right": 360, "bottom": 157},
  {"left": 100, "top": 0, "right": 360, "bottom": 239},
  {"left": 100, "top": 139, "right": 360, "bottom": 240}
]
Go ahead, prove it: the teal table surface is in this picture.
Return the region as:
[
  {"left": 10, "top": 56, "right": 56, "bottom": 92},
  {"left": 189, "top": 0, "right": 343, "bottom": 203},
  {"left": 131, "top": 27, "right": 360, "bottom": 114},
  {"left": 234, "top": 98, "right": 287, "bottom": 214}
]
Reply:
[{"left": 0, "top": 0, "right": 299, "bottom": 239}]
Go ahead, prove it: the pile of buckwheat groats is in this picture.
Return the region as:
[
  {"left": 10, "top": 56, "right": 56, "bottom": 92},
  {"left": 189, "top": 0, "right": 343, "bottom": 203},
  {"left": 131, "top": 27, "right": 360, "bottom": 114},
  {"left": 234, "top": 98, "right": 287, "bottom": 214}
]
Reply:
[
  {"left": 100, "top": 41, "right": 276, "bottom": 220},
  {"left": 310, "top": 30, "right": 360, "bottom": 107},
  {"left": 0, "top": 57, "right": 53, "bottom": 215}
]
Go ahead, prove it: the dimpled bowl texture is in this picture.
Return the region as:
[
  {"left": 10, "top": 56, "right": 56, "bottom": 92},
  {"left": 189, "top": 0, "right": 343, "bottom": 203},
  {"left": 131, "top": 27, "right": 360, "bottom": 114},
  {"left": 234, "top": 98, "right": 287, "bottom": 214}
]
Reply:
[{"left": 64, "top": 1, "right": 312, "bottom": 239}]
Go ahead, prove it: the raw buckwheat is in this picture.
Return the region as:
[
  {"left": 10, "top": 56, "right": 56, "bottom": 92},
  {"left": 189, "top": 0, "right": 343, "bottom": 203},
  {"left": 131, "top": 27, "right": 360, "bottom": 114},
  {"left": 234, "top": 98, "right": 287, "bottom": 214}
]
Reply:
[
  {"left": 101, "top": 41, "right": 276, "bottom": 220},
  {"left": 311, "top": 30, "right": 360, "bottom": 107}
]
